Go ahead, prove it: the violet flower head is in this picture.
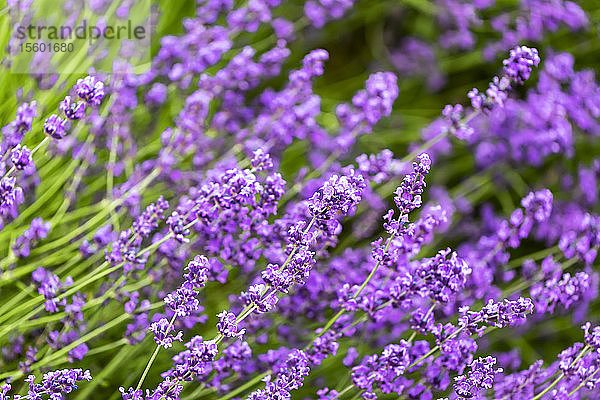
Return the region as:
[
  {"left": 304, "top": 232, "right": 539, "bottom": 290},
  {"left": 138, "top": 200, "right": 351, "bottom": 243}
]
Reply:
[
  {"left": 132, "top": 196, "right": 169, "bottom": 239},
  {"left": 43, "top": 114, "right": 69, "bottom": 140},
  {"left": 60, "top": 96, "right": 86, "bottom": 120},
  {"left": 19, "top": 346, "right": 38, "bottom": 374},
  {"left": 497, "top": 189, "right": 553, "bottom": 248},
  {"left": 304, "top": 0, "right": 355, "bottom": 28},
  {"left": 247, "top": 349, "right": 311, "bottom": 399},
  {"left": 336, "top": 72, "right": 399, "bottom": 141},
  {"left": 442, "top": 104, "right": 474, "bottom": 139},
  {"left": 2, "top": 101, "right": 37, "bottom": 147},
  {"left": 149, "top": 318, "right": 183, "bottom": 349},
  {"left": 351, "top": 340, "right": 412, "bottom": 398},
  {"left": 302, "top": 48, "right": 329, "bottom": 76},
  {"left": 521, "top": 188, "right": 553, "bottom": 223},
  {"left": 217, "top": 310, "right": 246, "bottom": 339},
  {"left": 0, "top": 383, "right": 12, "bottom": 400},
  {"left": 454, "top": 356, "right": 503, "bottom": 400},
  {"left": 0, "top": 176, "right": 24, "bottom": 217},
  {"left": 467, "top": 45, "right": 540, "bottom": 114},
  {"left": 74, "top": 76, "right": 105, "bottom": 106},
  {"left": 10, "top": 144, "right": 32, "bottom": 170},
  {"left": 261, "top": 263, "right": 294, "bottom": 293},
  {"left": 531, "top": 271, "right": 590, "bottom": 314},
  {"left": 23, "top": 368, "right": 92, "bottom": 399},
  {"left": 166, "top": 211, "right": 191, "bottom": 243},
  {"left": 119, "top": 387, "right": 143, "bottom": 400},
  {"left": 307, "top": 170, "right": 366, "bottom": 222},
  {"left": 356, "top": 149, "right": 400, "bottom": 184},
  {"left": 183, "top": 255, "right": 210, "bottom": 290},
  {"left": 226, "top": 0, "right": 272, "bottom": 33},
  {"left": 241, "top": 283, "right": 279, "bottom": 314},
  {"left": 582, "top": 322, "right": 600, "bottom": 351},
  {"left": 251, "top": 148, "right": 273, "bottom": 171},
  {"left": 164, "top": 287, "right": 200, "bottom": 318},
  {"left": 459, "top": 297, "right": 534, "bottom": 336},
  {"left": 146, "top": 82, "right": 168, "bottom": 105},
  {"left": 557, "top": 342, "right": 585, "bottom": 376},
  {"left": 360, "top": 72, "right": 399, "bottom": 125},
  {"left": 308, "top": 331, "right": 340, "bottom": 365},
  {"left": 32, "top": 266, "right": 73, "bottom": 313},
  {"left": 503, "top": 45, "right": 541, "bottom": 85},
  {"left": 12, "top": 217, "right": 51, "bottom": 258},
  {"left": 417, "top": 247, "right": 471, "bottom": 303},
  {"left": 393, "top": 153, "right": 431, "bottom": 217},
  {"left": 161, "top": 336, "right": 218, "bottom": 385}
]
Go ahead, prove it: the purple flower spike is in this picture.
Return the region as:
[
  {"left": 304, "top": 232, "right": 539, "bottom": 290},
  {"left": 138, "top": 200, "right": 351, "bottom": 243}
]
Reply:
[
  {"left": 43, "top": 114, "right": 69, "bottom": 140},
  {"left": 60, "top": 96, "right": 86, "bottom": 120},
  {"left": 23, "top": 368, "right": 92, "bottom": 399},
  {"left": 503, "top": 45, "right": 541, "bottom": 85},
  {"left": 454, "top": 356, "right": 503, "bottom": 400},
  {"left": 10, "top": 144, "right": 32, "bottom": 170},
  {"left": 1, "top": 101, "right": 37, "bottom": 147},
  {"left": 149, "top": 318, "right": 183, "bottom": 349},
  {"left": 74, "top": 76, "right": 105, "bottom": 106},
  {"left": 0, "top": 176, "right": 24, "bottom": 216},
  {"left": 217, "top": 311, "right": 246, "bottom": 339}
]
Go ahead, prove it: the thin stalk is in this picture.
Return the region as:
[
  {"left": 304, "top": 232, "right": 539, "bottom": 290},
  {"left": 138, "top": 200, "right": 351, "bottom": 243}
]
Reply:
[
  {"left": 569, "top": 366, "right": 600, "bottom": 396},
  {"left": 135, "top": 314, "right": 178, "bottom": 390},
  {"left": 532, "top": 345, "right": 590, "bottom": 400}
]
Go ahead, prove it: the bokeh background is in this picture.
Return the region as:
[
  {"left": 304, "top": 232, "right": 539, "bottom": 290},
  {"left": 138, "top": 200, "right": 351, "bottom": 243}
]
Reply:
[{"left": 1, "top": 0, "right": 600, "bottom": 398}]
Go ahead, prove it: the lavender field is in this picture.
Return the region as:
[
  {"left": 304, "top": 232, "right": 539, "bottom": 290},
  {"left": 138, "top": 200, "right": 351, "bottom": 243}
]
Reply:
[{"left": 0, "top": 0, "right": 600, "bottom": 399}]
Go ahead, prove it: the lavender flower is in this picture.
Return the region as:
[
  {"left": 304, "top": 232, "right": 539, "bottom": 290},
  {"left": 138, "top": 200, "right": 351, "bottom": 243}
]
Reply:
[
  {"left": 10, "top": 144, "right": 32, "bottom": 170},
  {"left": 12, "top": 217, "right": 51, "bottom": 258},
  {"left": 183, "top": 255, "right": 210, "bottom": 290},
  {"left": 43, "top": 114, "right": 69, "bottom": 140},
  {"left": 241, "top": 283, "right": 279, "bottom": 313},
  {"left": 416, "top": 248, "right": 472, "bottom": 303},
  {"left": 467, "top": 45, "right": 540, "bottom": 113},
  {"left": 149, "top": 318, "right": 183, "bottom": 349},
  {"left": 164, "top": 287, "right": 200, "bottom": 318},
  {"left": 59, "top": 96, "right": 86, "bottom": 120},
  {"left": 74, "top": 76, "right": 105, "bottom": 106},
  {"left": 503, "top": 46, "right": 541, "bottom": 84},
  {"left": 247, "top": 349, "right": 311, "bottom": 399},
  {"left": 351, "top": 340, "right": 411, "bottom": 397},
  {"left": 0, "top": 177, "right": 24, "bottom": 217},
  {"left": 166, "top": 211, "right": 191, "bottom": 243},
  {"left": 393, "top": 153, "right": 431, "bottom": 218},
  {"left": 1, "top": 5, "right": 598, "bottom": 400},
  {"left": 458, "top": 297, "right": 534, "bottom": 335},
  {"left": 21, "top": 368, "right": 92, "bottom": 399},
  {"left": 1, "top": 101, "right": 37, "bottom": 147},
  {"left": 32, "top": 267, "right": 73, "bottom": 312},
  {"left": 454, "top": 356, "right": 503, "bottom": 399},
  {"left": 531, "top": 271, "right": 590, "bottom": 314},
  {"left": 217, "top": 311, "right": 246, "bottom": 339},
  {"left": 304, "top": 0, "right": 355, "bottom": 27}
]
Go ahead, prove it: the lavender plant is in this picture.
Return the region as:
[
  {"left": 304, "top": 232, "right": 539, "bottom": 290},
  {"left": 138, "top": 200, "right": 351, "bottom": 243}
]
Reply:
[{"left": 0, "top": 0, "right": 600, "bottom": 400}]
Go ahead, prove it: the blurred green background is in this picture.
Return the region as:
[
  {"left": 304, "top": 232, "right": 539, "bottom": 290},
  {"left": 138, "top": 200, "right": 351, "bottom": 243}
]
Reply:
[{"left": 1, "top": 0, "right": 600, "bottom": 398}]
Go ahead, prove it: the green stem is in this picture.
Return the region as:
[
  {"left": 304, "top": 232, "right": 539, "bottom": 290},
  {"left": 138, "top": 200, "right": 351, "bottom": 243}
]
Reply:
[
  {"left": 532, "top": 346, "right": 590, "bottom": 400},
  {"left": 0, "top": 313, "right": 130, "bottom": 380},
  {"left": 214, "top": 372, "right": 271, "bottom": 400},
  {"left": 135, "top": 314, "right": 178, "bottom": 391},
  {"left": 569, "top": 365, "right": 600, "bottom": 396}
]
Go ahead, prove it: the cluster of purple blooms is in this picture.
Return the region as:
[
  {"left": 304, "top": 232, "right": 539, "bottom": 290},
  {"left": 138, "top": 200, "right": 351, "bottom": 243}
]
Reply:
[
  {"left": 452, "top": 356, "right": 503, "bottom": 400},
  {"left": 12, "top": 218, "right": 50, "bottom": 258},
  {"left": 441, "top": 45, "right": 541, "bottom": 141},
  {"left": 44, "top": 76, "right": 104, "bottom": 140},
  {"left": 0, "top": 75, "right": 104, "bottom": 223},
  {"left": 2, "top": 1, "right": 600, "bottom": 400}
]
